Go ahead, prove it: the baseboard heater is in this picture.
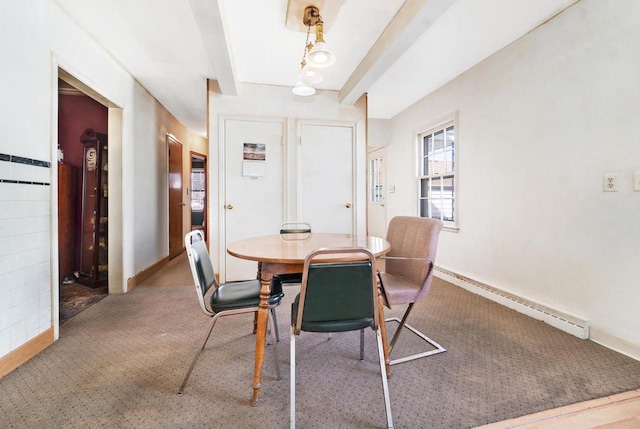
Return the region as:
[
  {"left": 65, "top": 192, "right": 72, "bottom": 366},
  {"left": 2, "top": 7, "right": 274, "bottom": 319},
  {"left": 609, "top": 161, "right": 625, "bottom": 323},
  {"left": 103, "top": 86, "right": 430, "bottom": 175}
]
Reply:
[{"left": 434, "top": 266, "right": 590, "bottom": 340}]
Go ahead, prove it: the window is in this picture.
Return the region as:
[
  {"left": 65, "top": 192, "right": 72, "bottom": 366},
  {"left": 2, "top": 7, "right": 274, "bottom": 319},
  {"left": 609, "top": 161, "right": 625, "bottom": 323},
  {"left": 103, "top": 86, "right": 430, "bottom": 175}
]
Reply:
[
  {"left": 418, "top": 121, "right": 455, "bottom": 224},
  {"left": 190, "top": 169, "right": 205, "bottom": 211},
  {"left": 369, "top": 156, "right": 383, "bottom": 204}
]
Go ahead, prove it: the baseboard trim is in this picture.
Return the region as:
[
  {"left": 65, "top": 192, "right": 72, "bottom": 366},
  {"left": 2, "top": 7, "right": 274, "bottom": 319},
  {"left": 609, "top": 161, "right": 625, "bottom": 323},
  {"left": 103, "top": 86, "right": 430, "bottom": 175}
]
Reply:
[
  {"left": 435, "top": 267, "right": 590, "bottom": 339},
  {"left": 0, "top": 328, "right": 54, "bottom": 379},
  {"left": 590, "top": 327, "right": 640, "bottom": 361},
  {"left": 127, "top": 256, "right": 170, "bottom": 291}
]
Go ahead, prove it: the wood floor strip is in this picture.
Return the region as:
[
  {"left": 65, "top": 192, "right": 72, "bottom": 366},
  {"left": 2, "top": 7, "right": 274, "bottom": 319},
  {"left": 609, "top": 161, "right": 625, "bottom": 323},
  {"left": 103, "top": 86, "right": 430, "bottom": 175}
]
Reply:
[{"left": 476, "top": 389, "right": 640, "bottom": 429}]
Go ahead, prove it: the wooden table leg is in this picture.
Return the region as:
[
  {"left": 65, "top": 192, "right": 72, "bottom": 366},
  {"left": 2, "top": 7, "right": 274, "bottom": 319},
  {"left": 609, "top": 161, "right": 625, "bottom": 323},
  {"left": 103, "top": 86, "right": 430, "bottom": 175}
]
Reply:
[
  {"left": 377, "top": 288, "right": 391, "bottom": 378},
  {"left": 250, "top": 262, "right": 301, "bottom": 405},
  {"left": 252, "top": 273, "right": 270, "bottom": 406}
]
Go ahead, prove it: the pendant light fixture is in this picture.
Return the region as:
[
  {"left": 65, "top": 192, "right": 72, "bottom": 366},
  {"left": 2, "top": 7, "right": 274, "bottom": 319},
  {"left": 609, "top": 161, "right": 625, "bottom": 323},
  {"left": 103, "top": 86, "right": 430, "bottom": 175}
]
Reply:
[
  {"left": 292, "top": 5, "right": 336, "bottom": 96},
  {"left": 304, "top": 7, "right": 336, "bottom": 68}
]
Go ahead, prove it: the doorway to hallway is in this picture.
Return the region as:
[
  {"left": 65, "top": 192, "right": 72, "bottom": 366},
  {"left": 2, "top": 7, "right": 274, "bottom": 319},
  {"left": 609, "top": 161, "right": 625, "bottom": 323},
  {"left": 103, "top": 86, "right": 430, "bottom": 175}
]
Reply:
[{"left": 57, "top": 77, "right": 109, "bottom": 323}]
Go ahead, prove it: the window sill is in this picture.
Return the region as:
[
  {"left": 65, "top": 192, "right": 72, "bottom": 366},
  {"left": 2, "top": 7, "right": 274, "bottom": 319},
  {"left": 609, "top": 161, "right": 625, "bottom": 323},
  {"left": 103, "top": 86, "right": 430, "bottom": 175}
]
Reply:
[{"left": 443, "top": 225, "right": 459, "bottom": 233}]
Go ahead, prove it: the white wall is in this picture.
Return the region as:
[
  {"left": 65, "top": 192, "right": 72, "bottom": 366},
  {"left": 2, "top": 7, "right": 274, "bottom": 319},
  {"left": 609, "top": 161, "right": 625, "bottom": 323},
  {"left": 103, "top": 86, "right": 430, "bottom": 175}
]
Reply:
[
  {"left": 0, "top": 0, "right": 202, "bottom": 359},
  {"left": 383, "top": 0, "right": 640, "bottom": 353},
  {"left": 207, "top": 83, "right": 367, "bottom": 269},
  {"left": 368, "top": 118, "right": 391, "bottom": 149}
]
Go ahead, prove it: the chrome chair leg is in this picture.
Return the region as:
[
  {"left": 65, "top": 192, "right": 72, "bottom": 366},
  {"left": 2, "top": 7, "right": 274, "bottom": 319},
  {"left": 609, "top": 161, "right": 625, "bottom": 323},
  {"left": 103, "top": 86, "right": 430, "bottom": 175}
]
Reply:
[
  {"left": 290, "top": 327, "right": 296, "bottom": 429},
  {"left": 178, "top": 314, "right": 220, "bottom": 395},
  {"left": 271, "top": 307, "right": 280, "bottom": 342},
  {"left": 376, "top": 329, "right": 394, "bottom": 429},
  {"left": 359, "top": 329, "right": 365, "bottom": 360},
  {"left": 388, "top": 303, "right": 414, "bottom": 352},
  {"left": 268, "top": 310, "right": 282, "bottom": 381},
  {"left": 386, "top": 303, "right": 445, "bottom": 366}
]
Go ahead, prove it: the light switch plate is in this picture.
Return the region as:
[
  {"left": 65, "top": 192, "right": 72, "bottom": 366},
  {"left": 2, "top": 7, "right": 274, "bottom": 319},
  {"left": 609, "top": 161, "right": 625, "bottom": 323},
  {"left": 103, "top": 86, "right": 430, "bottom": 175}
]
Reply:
[
  {"left": 603, "top": 173, "right": 618, "bottom": 192},
  {"left": 634, "top": 170, "right": 640, "bottom": 192}
]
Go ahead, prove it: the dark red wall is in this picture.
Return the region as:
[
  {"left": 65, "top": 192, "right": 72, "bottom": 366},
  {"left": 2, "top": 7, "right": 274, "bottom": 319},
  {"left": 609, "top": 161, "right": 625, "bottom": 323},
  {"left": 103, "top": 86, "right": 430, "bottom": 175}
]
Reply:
[
  {"left": 58, "top": 94, "right": 108, "bottom": 169},
  {"left": 58, "top": 94, "right": 108, "bottom": 273}
]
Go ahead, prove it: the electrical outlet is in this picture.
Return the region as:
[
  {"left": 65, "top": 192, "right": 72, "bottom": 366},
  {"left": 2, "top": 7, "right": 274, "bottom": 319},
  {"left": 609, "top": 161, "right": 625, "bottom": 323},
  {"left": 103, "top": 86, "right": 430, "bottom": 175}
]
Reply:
[{"left": 603, "top": 173, "right": 618, "bottom": 192}]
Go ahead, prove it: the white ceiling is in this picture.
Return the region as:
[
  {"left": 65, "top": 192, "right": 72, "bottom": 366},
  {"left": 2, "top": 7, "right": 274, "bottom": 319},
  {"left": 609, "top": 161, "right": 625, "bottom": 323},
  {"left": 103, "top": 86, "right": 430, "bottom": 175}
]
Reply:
[{"left": 56, "top": 0, "right": 578, "bottom": 137}]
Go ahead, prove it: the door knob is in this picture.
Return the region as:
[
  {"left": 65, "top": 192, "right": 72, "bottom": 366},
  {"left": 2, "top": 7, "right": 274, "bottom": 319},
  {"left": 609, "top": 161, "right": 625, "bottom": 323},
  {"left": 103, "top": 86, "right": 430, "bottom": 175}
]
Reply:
[
  {"left": 345, "top": 203, "right": 352, "bottom": 208},
  {"left": 226, "top": 204, "right": 234, "bottom": 210}
]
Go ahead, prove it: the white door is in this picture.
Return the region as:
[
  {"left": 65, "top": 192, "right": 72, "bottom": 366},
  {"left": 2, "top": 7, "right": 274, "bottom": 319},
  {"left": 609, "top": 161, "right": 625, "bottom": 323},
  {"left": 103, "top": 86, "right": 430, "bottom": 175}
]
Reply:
[
  {"left": 223, "top": 118, "right": 284, "bottom": 281},
  {"left": 299, "top": 123, "right": 354, "bottom": 234},
  {"left": 367, "top": 147, "right": 386, "bottom": 238}
]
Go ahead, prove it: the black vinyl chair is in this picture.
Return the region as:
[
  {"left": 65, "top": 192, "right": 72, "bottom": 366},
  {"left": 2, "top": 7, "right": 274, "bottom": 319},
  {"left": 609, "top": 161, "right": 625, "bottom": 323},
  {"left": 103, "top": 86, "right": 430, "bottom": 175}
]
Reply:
[
  {"left": 378, "top": 216, "right": 445, "bottom": 366},
  {"left": 270, "top": 221, "right": 312, "bottom": 290},
  {"left": 279, "top": 221, "right": 312, "bottom": 235},
  {"left": 178, "top": 230, "right": 284, "bottom": 395},
  {"left": 289, "top": 247, "right": 393, "bottom": 429}
]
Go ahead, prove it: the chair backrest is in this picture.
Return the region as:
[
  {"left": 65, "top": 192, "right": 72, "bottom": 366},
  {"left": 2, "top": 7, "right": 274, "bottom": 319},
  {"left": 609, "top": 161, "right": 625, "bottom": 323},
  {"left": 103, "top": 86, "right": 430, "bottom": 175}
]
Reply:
[
  {"left": 293, "top": 248, "right": 379, "bottom": 335},
  {"left": 185, "top": 230, "right": 218, "bottom": 315},
  {"left": 280, "top": 221, "right": 312, "bottom": 234},
  {"left": 385, "top": 216, "right": 443, "bottom": 302}
]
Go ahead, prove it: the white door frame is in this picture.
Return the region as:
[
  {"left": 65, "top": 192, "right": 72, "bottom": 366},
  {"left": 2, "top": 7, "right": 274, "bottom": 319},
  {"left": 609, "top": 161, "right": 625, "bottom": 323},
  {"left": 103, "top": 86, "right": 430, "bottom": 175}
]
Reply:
[{"left": 367, "top": 146, "right": 387, "bottom": 238}]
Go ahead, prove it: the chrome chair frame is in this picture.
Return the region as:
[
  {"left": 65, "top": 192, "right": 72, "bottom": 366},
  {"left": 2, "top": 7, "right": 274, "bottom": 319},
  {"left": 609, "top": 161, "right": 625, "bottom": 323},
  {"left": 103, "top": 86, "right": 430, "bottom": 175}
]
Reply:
[
  {"left": 379, "top": 257, "right": 446, "bottom": 365},
  {"left": 178, "top": 230, "right": 282, "bottom": 395}
]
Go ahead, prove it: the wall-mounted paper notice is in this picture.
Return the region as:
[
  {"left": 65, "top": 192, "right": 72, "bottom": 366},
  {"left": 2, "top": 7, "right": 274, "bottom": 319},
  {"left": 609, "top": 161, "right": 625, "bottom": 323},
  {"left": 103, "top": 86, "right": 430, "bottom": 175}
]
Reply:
[{"left": 242, "top": 143, "right": 266, "bottom": 177}]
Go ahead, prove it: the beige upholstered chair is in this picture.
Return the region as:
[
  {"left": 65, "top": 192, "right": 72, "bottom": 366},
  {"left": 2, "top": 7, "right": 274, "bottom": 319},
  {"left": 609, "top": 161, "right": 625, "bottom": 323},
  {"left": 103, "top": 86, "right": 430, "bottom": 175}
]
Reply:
[{"left": 378, "top": 216, "right": 446, "bottom": 365}]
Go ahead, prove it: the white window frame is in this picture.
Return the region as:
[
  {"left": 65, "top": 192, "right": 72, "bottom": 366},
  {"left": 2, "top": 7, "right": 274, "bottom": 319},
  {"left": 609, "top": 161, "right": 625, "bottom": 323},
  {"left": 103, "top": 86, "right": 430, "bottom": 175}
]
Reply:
[
  {"left": 369, "top": 156, "right": 383, "bottom": 204},
  {"left": 190, "top": 168, "right": 206, "bottom": 212},
  {"left": 416, "top": 114, "right": 458, "bottom": 231}
]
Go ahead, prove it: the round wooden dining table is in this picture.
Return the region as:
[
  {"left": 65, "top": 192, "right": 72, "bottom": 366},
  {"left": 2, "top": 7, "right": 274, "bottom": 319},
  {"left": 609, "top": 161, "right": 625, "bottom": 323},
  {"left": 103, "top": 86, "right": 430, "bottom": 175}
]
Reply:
[{"left": 227, "top": 232, "right": 391, "bottom": 406}]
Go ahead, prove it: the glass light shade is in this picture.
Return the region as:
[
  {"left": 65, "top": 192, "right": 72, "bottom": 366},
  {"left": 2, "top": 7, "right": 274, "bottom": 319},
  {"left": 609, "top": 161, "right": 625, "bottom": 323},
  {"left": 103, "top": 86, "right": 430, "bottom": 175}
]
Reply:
[
  {"left": 292, "top": 80, "right": 316, "bottom": 96},
  {"left": 298, "top": 67, "right": 323, "bottom": 85},
  {"left": 306, "top": 42, "right": 336, "bottom": 68}
]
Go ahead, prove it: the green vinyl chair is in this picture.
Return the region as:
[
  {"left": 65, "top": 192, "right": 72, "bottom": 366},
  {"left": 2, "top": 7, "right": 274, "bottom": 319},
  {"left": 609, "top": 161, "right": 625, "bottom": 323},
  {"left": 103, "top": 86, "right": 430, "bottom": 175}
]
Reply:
[
  {"left": 178, "top": 230, "right": 284, "bottom": 395},
  {"left": 289, "top": 247, "right": 393, "bottom": 429}
]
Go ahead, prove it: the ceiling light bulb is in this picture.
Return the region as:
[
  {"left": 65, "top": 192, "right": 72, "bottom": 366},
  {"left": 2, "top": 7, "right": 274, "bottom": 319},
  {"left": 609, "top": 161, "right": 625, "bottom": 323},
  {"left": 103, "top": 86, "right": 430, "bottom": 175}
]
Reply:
[
  {"left": 298, "top": 67, "right": 323, "bottom": 85},
  {"left": 312, "top": 52, "right": 328, "bottom": 64},
  {"left": 292, "top": 80, "right": 316, "bottom": 96},
  {"left": 306, "top": 42, "right": 336, "bottom": 68}
]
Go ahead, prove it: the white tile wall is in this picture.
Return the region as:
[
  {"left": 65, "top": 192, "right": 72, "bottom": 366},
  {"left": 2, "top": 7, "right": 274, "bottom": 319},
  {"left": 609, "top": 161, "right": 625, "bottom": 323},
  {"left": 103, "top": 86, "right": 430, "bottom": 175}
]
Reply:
[
  {"left": 0, "top": 155, "right": 52, "bottom": 357},
  {"left": 0, "top": 164, "right": 10, "bottom": 182}
]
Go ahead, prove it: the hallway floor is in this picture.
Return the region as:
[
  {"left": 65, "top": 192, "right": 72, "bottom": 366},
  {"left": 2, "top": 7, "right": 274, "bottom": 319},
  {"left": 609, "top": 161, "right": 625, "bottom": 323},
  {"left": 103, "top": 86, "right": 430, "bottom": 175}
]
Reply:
[{"left": 59, "top": 281, "right": 107, "bottom": 325}]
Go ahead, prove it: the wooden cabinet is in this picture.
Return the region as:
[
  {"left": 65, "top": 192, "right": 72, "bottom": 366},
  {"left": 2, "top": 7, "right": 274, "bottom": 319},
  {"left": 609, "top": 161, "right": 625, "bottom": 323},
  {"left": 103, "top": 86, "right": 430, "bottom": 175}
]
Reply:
[
  {"left": 78, "top": 129, "right": 108, "bottom": 288},
  {"left": 58, "top": 163, "right": 77, "bottom": 281}
]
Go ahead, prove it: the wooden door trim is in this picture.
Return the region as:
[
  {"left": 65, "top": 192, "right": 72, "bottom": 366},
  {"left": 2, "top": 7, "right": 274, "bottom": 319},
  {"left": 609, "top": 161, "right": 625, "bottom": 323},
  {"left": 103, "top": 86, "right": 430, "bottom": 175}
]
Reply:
[
  {"left": 190, "top": 151, "right": 208, "bottom": 242},
  {"left": 167, "top": 135, "right": 184, "bottom": 259}
]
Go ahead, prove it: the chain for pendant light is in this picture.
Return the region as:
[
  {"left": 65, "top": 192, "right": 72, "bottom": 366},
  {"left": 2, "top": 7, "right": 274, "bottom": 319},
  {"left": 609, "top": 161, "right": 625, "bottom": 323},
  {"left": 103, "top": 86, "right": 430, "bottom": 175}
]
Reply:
[{"left": 300, "top": 23, "right": 312, "bottom": 69}]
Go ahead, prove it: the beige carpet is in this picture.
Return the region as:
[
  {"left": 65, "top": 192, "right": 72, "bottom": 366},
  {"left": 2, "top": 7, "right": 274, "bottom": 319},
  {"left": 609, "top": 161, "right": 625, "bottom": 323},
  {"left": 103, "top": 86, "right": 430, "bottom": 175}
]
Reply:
[{"left": 2, "top": 254, "right": 640, "bottom": 428}]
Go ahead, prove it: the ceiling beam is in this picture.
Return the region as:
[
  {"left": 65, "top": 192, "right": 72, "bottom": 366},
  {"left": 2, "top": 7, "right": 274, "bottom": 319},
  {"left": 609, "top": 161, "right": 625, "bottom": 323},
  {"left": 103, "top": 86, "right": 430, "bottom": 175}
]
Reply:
[
  {"left": 339, "top": 0, "right": 455, "bottom": 106},
  {"left": 189, "top": 0, "right": 238, "bottom": 95}
]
